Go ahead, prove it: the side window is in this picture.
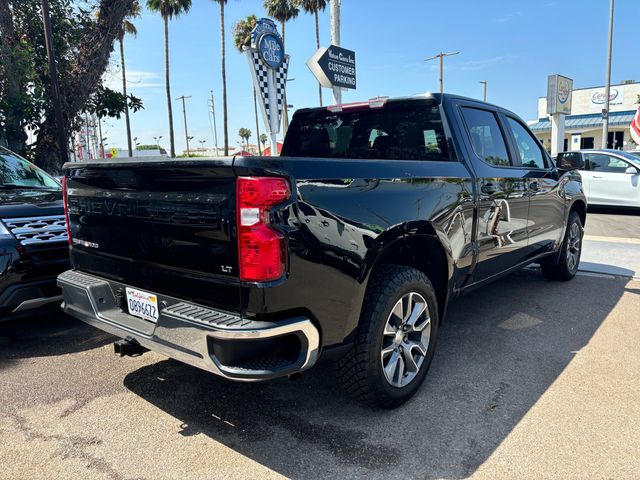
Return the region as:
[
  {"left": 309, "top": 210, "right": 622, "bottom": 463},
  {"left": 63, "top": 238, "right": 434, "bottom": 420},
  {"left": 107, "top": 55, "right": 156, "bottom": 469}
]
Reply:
[
  {"left": 461, "top": 107, "right": 510, "bottom": 167},
  {"left": 586, "top": 154, "right": 630, "bottom": 173},
  {"left": 506, "top": 117, "right": 546, "bottom": 169},
  {"left": 558, "top": 152, "right": 583, "bottom": 169}
]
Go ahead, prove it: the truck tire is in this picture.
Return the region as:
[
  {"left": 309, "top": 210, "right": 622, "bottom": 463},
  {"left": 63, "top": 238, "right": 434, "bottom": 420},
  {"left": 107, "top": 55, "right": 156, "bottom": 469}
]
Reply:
[
  {"left": 335, "top": 265, "right": 439, "bottom": 408},
  {"left": 540, "top": 210, "right": 583, "bottom": 281}
]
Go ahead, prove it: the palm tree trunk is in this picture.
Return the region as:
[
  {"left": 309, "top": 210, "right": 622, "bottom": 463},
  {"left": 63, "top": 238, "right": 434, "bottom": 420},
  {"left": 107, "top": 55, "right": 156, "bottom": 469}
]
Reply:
[
  {"left": 281, "top": 20, "right": 289, "bottom": 137},
  {"left": 164, "top": 16, "right": 175, "bottom": 158},
  {"left": 220, "top": 1, "right": 229, "bottom": 156},
  {"left": 315, "top": 10, "right": 322, "bottom": 107},
  {"left": 253, "top": 87, "right": 262, "bottom": 155},
  {"left": 119, "top": 37, "right": 133, "bottom": 157}
]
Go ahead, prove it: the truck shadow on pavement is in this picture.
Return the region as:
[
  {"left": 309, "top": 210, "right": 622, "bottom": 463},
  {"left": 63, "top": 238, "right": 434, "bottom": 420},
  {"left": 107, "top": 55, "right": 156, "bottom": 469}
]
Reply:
[
  {"left": 123, "top": 270, "right": 629, "bottom": 479},
  {"left": 0, "top": 313, "right": 113, "bottom": 366}
]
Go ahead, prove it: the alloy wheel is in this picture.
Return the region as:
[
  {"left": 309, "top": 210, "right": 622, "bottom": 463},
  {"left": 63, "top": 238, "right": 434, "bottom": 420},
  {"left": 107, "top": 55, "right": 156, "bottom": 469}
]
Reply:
[
  {"left": 381, "top": 292, "right": 431, "bottom": 388},
  {"left": 567, "top": 222, "right": 581, "bottom": 271}
]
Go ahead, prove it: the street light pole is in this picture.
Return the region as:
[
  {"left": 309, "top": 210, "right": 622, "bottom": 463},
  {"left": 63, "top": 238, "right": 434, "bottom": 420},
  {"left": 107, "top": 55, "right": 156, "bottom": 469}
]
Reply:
[
  {"left": 601, "top": 0, "right": 615, "bottom": 149},
  {"left": 40, "top": 0, "right": 68, "bottom": 165},
  {"left": 425, "top": 51, "right": 460, "bottom": 97},
  {"left": 330, "top": 0, "right": 342, "bottom": 105},
  {"left": 480, "top": 80, "right": 487, "bottom": 102},
  {"left": 176, "top": 95, "right": 192, "bottom": 157},
  {"left": 208, "top": 91, "right": 219, "bottom": 155}
]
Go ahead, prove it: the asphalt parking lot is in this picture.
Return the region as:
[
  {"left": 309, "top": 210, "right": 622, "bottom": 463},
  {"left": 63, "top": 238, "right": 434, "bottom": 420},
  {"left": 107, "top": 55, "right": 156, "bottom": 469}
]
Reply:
[{"left": 2, "top": 210, "right": 640, "bottom": 480}]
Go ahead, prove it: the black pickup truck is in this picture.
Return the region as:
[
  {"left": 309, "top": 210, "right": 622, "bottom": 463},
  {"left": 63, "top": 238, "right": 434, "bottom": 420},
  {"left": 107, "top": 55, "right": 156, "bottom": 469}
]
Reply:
[
  {"left": 58, "top": 94, "right": 586, "bottom": 408},
  {"left": 0, "top": 147, "right": 69, "bottom": 320}
]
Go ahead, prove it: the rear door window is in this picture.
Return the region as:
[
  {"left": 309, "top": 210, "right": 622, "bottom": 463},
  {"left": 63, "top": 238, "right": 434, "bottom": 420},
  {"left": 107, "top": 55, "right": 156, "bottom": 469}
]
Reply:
[
  {"left": 282, "top": 102, "right": 450, "bottom": 161},
  {"left": 460, "top": 107, "right": 511, "bottom": 167}
]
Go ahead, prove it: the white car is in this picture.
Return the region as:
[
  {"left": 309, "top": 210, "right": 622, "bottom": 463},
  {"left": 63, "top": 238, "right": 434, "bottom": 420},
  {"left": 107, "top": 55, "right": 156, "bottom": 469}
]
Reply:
[{"left": 557, "top": 149, "right": 640, "bottom": 208}]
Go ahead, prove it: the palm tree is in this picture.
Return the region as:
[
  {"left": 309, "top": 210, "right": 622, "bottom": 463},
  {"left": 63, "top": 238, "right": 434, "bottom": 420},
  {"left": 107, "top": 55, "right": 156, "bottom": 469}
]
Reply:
[
  {"left": 238, "top": 128, "right": 252, "bottom": 149},
  {"left": 211, "top": 0, "right": 229, "bottom": 156},
  {"left": 259, "top": 133, "right": 268, "bottom": 152},
  {"left": 146, "top": 0, "right": 192, "bottom": 158},
  {"left": 118, "top": 1, "right": 142, "bottom": 157},
  {"left": 233, "top": 14, "right": 262, "bottom": 155},
  {"left": 292, "top": 0, "right": 326, "bottom": 106},
  {"left": 263, "top": 0, "right": 299, "bottom": 47},
  {"left": 263, "top": 0, "right": 299, "bottom": 135}
]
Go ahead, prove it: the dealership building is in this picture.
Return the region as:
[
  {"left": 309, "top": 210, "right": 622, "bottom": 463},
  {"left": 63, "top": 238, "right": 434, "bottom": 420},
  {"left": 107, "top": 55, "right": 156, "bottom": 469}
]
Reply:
[{"left": 528, "top": 80, "right": 639, "bottom": 152}]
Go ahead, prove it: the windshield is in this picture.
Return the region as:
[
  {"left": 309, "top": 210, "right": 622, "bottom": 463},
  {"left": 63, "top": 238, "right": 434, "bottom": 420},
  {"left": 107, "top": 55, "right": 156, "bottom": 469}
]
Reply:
[
  {"left": 282, "top": 101, "right": 450, "bottom": 161},
  {"left": 0, "top": 147, "right": 60, "bottom": 190}
]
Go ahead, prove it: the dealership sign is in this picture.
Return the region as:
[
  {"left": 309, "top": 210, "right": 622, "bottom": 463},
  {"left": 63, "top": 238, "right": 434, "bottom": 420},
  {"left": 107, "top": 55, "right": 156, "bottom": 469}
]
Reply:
[
  {"left": 547, "top": 74, "right": 573, "bottom": 115},
  {"left": 591, "top": 87, "right": 624, "bottom": 106},
  {"left": 307, "top": 45, "right": 357, "bottom": 90}
]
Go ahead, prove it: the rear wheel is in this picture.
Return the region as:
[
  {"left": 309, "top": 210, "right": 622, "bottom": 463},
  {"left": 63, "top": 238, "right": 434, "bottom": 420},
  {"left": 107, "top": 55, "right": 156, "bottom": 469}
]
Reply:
[
  {"left": 335, "top": 265, "right": 439, "bottom": 408},
  {"left": 541, "top": 210, "right": 583, "bottom": 281}
]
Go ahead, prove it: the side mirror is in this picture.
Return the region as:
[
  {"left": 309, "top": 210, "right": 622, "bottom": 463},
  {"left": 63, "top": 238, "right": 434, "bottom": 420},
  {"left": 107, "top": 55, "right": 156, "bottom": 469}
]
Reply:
[
  {"left": 556, "top": 153, "right": 585, "bottom": 171},
  {"left": 625, "top": 166, "right": 639, "bottom": 175}
]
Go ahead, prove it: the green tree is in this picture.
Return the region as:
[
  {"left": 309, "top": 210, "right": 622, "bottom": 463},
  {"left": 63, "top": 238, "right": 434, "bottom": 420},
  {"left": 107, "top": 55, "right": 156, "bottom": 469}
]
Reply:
[
  {"left": 259, "top": 133, "right": 268, "bottom": 152},
  {"left": 146, "top": 0, "right": 192, "bottom": 158},
  {"left": 0, "top": 0, "right": 138, "bottom": 172},
  {"left": 211, "top": 0, "right": 229, "bottom": 156},
  {"left": 263, "top": 0, "right": 298, "bottom": 136},
  {"left": 292, "top": 0, "right": 326, "bottom": 106},
  {"left": 233, "top": 14, "right": 262, "bottom": 155},
  {"left": 118, "top": 1, "right": 142, "bottom": 157},
  {"left": 238, "top": 127, "right": 252, "bottom": 149},
  {"left": 86, "top": 86, "right": 144, "bottom": 120}
]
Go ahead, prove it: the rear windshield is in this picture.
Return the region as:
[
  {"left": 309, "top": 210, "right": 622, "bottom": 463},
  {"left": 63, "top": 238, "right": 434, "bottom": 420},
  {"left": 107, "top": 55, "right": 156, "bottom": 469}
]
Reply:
[
  {"left": 0, "top": 147, "right": 60, "bottom": 190},
  {"left": 282, "top": 102, "right": 450, "bottom": 161}
]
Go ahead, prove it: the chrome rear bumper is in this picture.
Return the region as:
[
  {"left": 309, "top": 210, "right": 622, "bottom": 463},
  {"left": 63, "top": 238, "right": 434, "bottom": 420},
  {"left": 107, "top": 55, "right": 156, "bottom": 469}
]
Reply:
[{"left": 57, "top": 270, "right": 320, "bottom": 381}]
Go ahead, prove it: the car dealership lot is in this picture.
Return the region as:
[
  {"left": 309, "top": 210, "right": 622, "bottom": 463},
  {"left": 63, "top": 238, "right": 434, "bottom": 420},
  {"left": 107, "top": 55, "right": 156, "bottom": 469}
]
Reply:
[{"left": 2, "top": 263, "right": 640, "bottom": 479}]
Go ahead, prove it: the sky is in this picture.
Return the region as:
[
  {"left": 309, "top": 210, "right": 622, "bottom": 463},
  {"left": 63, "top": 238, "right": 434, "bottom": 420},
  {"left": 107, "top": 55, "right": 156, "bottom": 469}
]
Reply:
[{"left": 103, "top": 0, "right": 638, "bottom": 154}]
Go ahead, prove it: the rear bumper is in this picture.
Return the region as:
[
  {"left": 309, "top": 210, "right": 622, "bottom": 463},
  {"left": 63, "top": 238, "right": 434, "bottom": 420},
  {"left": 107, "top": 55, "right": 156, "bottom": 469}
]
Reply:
[{"left": 57, "top": 270, "right": 320, "bottom": 381}]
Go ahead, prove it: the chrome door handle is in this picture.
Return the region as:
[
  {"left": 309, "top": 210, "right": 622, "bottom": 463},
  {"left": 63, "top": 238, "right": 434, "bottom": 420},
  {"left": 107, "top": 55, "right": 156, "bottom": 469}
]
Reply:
[{"left": 592, "top": 175, "right": 603, "bottom": 179}]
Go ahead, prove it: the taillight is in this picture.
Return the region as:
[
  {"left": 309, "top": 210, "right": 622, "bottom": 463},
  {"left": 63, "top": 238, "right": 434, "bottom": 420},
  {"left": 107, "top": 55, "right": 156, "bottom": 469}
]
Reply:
[
  {"left": 237, "top": 176, "right": 290, "bottom": 282},
  {"left": 62, "top": 176, "right": 72, "bottom": 245}
]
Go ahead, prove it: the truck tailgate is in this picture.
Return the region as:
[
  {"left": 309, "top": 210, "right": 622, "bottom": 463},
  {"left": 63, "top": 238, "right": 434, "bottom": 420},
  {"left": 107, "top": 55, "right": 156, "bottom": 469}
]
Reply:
[{"left": 66, "top": 161, "right": 240, "bottom": 312}]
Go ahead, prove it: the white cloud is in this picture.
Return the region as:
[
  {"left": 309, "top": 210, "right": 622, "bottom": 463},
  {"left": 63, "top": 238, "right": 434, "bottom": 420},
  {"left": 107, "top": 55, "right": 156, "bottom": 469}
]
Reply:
[
  {"left": 103, "top": 69, "right": 163, "bottom": 91},
  {"left": 495, "top": 11, "right": 522, "bottom": 23}
]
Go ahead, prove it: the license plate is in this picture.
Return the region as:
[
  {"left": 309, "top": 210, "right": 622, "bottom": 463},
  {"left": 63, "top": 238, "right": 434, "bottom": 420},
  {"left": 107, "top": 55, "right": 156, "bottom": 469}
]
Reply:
[{"left": 125, "top": 287, "right": 159, "bottom": 323}]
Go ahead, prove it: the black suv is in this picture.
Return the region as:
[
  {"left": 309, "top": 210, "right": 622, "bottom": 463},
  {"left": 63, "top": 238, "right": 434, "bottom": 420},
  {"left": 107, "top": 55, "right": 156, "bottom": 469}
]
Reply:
[{"left": 0, "top": 147, "right": 69, "bottom": 320}]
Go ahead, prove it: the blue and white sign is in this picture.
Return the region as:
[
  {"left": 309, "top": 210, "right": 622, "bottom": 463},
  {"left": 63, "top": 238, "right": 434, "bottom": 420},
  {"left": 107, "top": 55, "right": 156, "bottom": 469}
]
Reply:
[
  {"left": 245, "top": 18, "right": 289, "bottom": 155},
  {"left": 257, "top": 32, "right": 284, "bottom": 70},
  {"left": 251, "top": 18, "right": 278, "bottom": 47}
]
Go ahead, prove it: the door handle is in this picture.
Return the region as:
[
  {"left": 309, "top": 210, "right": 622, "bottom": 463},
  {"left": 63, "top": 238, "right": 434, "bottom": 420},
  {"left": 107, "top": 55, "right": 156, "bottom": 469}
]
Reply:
[{"left": 592, "top": 175, "right": 603, "bottom": 179}]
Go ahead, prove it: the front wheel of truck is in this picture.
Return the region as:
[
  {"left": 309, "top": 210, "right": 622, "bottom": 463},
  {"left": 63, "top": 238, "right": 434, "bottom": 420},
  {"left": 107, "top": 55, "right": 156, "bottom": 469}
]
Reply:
[
  {"left": 335, "top": 265, "right": 439, "bottom": 409},
  {"left": 540, "top": 210, "right": 583, "bottom": 281}
]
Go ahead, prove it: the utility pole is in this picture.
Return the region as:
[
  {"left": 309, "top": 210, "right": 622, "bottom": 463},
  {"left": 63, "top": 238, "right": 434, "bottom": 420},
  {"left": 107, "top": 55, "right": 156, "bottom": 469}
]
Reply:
[
  {"left": 330, "top": 0, "right": 342, "bottom": 105},
  {"left": 208, "top": 91, "right": 219, "bottom": 155},
  {"left": 176, "top": 95, "right": 192, "bottom": 157},
  {"left": 97, "top": 116, "right": 104, "bottom": 158},
  {"left": 601, "top": 0, "right": 615, "bottom": 149},
  {"left": 41, "top": 0, "right": 68, "bottom": 164},
  {"left": 425, "top": 51, "right": 460, "bottom": 97},
  {"left": 480, "top": 80, "right": 487, "bottom": 102}
]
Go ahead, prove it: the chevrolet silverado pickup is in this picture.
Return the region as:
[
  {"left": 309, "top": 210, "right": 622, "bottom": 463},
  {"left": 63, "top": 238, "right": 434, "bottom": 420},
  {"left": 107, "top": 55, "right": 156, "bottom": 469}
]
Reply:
[
  {"left": 58, "top": 94, "right": 586, "bottom": 408},
  {"left": 0, "top": 147, "right": 69, "bottom": 320}
]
